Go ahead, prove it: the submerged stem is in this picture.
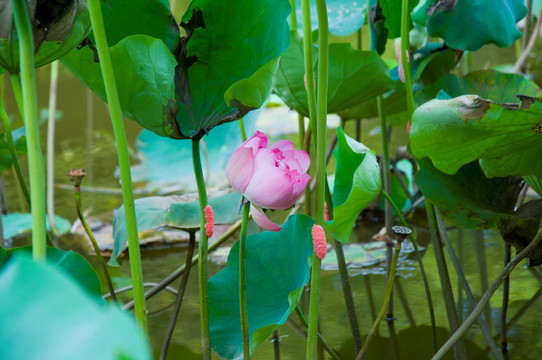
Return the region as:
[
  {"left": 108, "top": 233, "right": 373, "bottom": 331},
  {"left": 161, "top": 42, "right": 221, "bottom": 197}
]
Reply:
[
  {"left": 192, "top": 138, "right": 211, "bottom": 359},
  {"left": 87, "top": 0, "right": 146, "bottom": 328},
  {"left": 160, "top": 231, "right": 197, "bottom": 360},
  {"left": 11, "top": 0, "right": 46, "bottom": 262},
  {"left": 356, "top": 242, "right": 402, "bottom": 360},
  {"left": 433, "top": 220, "right": 542, "bottom": 360},
  {"left": 325, "top": 181, "right": 362, "bottom": 354}
]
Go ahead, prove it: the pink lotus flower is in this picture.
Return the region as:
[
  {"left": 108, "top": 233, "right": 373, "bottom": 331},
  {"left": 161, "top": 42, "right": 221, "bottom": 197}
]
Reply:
[{"left": 226, "top": 131, "right": 311, "bottom": 231}]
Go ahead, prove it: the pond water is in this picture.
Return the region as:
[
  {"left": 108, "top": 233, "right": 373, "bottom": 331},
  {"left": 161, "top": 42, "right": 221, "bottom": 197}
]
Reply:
[{"left": 2, "top": 26, "right": 542, "bottom": 360}]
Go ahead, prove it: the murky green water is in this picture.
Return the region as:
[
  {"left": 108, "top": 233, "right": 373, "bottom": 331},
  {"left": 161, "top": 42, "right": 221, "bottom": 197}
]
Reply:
[{"left": 2, "top": 30, "right": 542, "bottom": 360}]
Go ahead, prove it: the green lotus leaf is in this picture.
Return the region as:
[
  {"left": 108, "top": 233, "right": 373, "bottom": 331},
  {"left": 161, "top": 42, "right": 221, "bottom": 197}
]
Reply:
[
  {"left": 416, "top": 158, "right": 521, "bottom": 229},
  {"left": 0, "top": 255, "right": 151, "bottom": 360},
  {"left": 274, "top": 32, "right": 395, "bottom": 118},
  {"left": 0, "top": 245, "right": 101, "bottom": 297},
  {"left": 111, "top": 191, "right": 242, "bottom": 265},
  {"left": 98, "top": 0, "right": 178, "bottom": 50},
  {"left": 174, "top": 0, "right": 290, "bottom": 138},
  {"left": 62, "top": 35, "right": 179, "bottom": 138},
  {"left": 417, "top": 69, "right": 542, "bottom": 105},
  {"left": 379, "top": 0, "right": 420, "bottom": 38},
  {"left": 208, "top": 214, "right": 314, "bottom": 359},
  {"left": 410, "top": 95, "right": 542, "bottom": 178},
  {"left": 426, "top": 0, "right": 527, "bottom": 51},
  {"left": 0, "top": 0, "right": 91, "bottom": 72},
  {"left": 325, "top": 127, "right": 381, "bottom": 243}
]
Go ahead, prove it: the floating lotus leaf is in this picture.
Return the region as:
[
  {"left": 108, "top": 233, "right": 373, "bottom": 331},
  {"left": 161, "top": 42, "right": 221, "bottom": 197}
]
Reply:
[
  {"left": 111, "top": 191, "right": 242, "bottom": 265},
  {"left": 1, "top": 212, "right": 71, "bottom": 240}
]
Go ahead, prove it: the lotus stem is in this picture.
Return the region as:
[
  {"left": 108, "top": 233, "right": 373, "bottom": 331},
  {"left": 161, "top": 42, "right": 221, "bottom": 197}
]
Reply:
[
  {"left": 47, "top": 61, "right": 59, "bottom": 234},
  {"left": 11, "top": 0, "right": 46, "bottom": 262},
  {"left": 380, "top": 189, "right": 438, "bottom": 352},
  {"left": 71, "top": 174, "right": 118, "bottom": 302},
  {"left": 306, "top": 0, "right": 329, "bottom": 357},
  {"left": 87, "top": 0, "right": 146, "bottom": 329},
  {"left": 239, "top": 201, "right": 251, "bottom": 359},
  {"left": 191, "top": 137, "right": 211, "bottom": 359},
  {"left": 427, "top": 203, "right": 468, "bottom": 359}
]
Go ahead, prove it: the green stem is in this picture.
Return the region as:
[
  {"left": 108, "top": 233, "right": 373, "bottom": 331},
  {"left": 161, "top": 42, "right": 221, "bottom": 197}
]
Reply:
[
  {"left": 160, "top": 231, "right": 196, "bottom": 360},
  {"left": 47, "top": 61, "right": 59, "bottom": 234},
  {"left": 289, "top": 0, "right": 298, "bottom": 31},
  {"left": 356, "top": 243, "right": 401, "bottom": 360},
  {"left": 432, "top": 220, "right": 542, "bottom": 360},
  {"left": 295, "top": 307, "right": 341, "bottom": 360},
  {"left": 11, "top": 0, "right": 46, "bottom": 262},
  {"left": 400, "top": 0, "right": 415, "bottom": 119},
  {"left": 474, "top": 229, "right": 491, "bottom": 332},
  {"left": 427, "top": 203, "right": 468, "bottom": 359},
  {"left": 0, "top": 97, "right": 30, "bottom": 206},
  {"left": 239, "top": 118, "right": 247, "bottom": 141},
  {"left": 74, "top": 190, "right": 118, "bottom": 302},
  {"left": 191, "top": 138, "right": 211, "bottom": 359},
  {"left": 300, "top": 0, "right": 317, "bottom": 130},
  {"left": 325, "top": 180, "right": 362, "bottom": 354},
  {"left": 501, "top": 244, "right": 511, "bottom": 357},
  {"left": 306, "top": 0, "right": 329, "bottom": 358},
  {"left": 380, "top": 189, "right": 438, "bottom": 352},
  {"left": 87, "top": 0, "right": 146, "bottom": 329},
  {"left": 239, "top": 201, "right": 251, "bottom": 359},
  {"left": 377, "top": 94, "right": 395, "bottom": 321}
]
